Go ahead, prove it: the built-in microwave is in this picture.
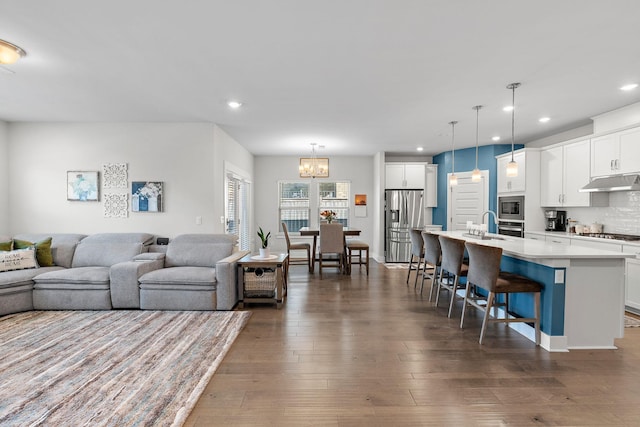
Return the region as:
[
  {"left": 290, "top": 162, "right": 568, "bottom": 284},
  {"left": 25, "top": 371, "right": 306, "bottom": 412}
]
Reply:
[{"left": 498, "top": 195, "right": 524, "bottom": 221}]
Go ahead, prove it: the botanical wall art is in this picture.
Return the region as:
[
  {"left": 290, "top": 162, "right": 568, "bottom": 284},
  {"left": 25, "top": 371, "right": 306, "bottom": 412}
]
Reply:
[
  {"left": 67, "top": 171, "right": 99, "bottom": 201},
  {"left": 103, "top": 194, "right": 128, "bottom": 218},
  {"left": 102, "top": 163, "right": 128, "bottom": 189},
  {"left": 132, "top": 181, "right": 163, "bottom": 212}
]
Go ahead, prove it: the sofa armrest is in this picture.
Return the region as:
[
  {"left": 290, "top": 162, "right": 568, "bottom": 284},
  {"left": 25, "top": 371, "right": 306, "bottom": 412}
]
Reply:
[
  {"left": 215, "top": 250, "right": 250, "bottom": 310},
  {"left": 133, "top": 252, "right": 166, "bottom": 262},
  {"left": 110, "top": 258, "right": 165, "bottom": 308}
]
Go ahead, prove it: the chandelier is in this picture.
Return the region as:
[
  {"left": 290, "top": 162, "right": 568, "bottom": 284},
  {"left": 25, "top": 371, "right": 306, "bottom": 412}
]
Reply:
[
  {"left": 0, "top": 39, "right": 26, "bottom": 64},
  {"left": 299, "top": 143, "right": 329, "bottom": 178}
]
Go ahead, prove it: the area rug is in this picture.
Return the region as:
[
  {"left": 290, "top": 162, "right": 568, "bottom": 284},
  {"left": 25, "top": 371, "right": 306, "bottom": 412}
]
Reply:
[
  {"left": 625, "top": 314, "right": 640, "bottom": 328},
  {"left": 0, "top": 310, "right": 251, "bottom": 426}
]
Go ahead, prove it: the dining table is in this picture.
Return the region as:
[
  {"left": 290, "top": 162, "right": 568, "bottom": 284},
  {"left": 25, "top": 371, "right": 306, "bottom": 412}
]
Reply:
[{"left": 299, "top": 227, "right": 361, "bottom": 273}]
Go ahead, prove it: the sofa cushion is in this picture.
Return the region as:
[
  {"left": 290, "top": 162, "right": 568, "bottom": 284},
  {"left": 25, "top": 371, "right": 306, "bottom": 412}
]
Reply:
[
  {"left": 164, "top": 234, "right": 236, "bottom": 268},
  {"left": 0, "top": 266, "right": 64, "bottom": 288},
  {"left": 14, "top": 237, "right": 53, "bottom": 267},
  {"left": 139, "top": 266, "right": 217, "bottom": 287},
  {"left": 34, "top": 266, "right": 110, "bottom": 286},
  {"left": 0, "top": 248, "right": 38, "bottom": 272},
  {"left": 69, "top": 233, "right": 154, "bottom": 268},
  {"left": 13, "top": 234, "right": 87, "bottom": 268}
]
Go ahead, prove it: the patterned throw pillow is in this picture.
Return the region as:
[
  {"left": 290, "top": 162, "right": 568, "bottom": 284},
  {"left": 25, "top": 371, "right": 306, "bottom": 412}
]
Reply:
[
  {"left": 0, "top": 247, "right": 39, "bottom": 272},
  {"left": 0, "top": 240, "right": 12, "bottom": 251},
  {"left": 13, "top": 237, "right": 53, "bottom": 267}
]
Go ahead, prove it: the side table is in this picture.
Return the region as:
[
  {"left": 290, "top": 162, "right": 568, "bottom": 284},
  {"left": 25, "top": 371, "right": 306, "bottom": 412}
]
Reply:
[{"left": 237, "top": 253, "right": 288, "bottom": 308}]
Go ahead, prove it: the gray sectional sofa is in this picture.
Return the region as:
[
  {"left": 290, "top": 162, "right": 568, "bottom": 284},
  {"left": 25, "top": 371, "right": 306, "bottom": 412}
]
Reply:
[{"left": 0, "top": 232, "right": 248, "bottom": 316}]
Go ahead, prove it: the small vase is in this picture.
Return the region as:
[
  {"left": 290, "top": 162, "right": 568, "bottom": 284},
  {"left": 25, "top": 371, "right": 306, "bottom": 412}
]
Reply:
[
  {"left": 259, "top": 248, "right": 270, "bottom": 258},
  {"left": 327, "top": 217, "right": 333, "bottom": 224}
]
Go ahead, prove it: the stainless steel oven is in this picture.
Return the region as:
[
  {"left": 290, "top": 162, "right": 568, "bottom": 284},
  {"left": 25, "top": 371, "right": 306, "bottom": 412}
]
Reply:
[
  {"left": 498, "top": 195, "right": 525, "bottom": 221},
  {"left": 497, "top": 220, "right": 524, "bottom": 238}
]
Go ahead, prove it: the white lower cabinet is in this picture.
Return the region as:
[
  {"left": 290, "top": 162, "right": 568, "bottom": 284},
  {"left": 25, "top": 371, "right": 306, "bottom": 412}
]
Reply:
[{"left": 626, "top": 259, "right": 640, "bottom": 313}]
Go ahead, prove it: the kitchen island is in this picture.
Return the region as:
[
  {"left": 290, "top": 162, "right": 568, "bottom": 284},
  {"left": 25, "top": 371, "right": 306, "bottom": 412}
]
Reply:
[{"left": 433, "top": 230, "right": 635, "bottom": 352}]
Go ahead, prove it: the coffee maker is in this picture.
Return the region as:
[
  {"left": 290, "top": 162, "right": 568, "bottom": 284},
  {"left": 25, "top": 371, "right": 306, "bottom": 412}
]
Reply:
[{"left": 545, "top": 210, "right": 566, "bottom": 231}]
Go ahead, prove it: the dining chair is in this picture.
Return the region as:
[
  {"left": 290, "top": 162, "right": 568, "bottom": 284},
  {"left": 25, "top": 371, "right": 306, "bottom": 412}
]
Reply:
[
  {"left": 407, "top": 228, "right": 425, "bottom": 287},
  {"left": 461, "top": 241, "right": 542, "bottom": 345},
  {"left": 319, "top": 223, "right": 345, "bottom": 278},
  {"left": 420, "top": 231, "right": 441, "bottom": 300},
  {"left": 436, "top": 235, "right": 468, "bottom": 318},
  {"left": 346, "top": 239, "right": 369, "bottom": 275},
  {"left": 282, "top": 222, "right": 312, "bottom": 273}
]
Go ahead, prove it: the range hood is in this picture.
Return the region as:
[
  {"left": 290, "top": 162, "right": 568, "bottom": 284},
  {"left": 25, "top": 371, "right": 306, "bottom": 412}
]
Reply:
[{"left": 580, "top": 174, "right": 640, "bottom": 192}]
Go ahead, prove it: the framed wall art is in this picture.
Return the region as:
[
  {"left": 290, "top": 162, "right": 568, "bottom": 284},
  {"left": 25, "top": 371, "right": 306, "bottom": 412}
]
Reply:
[
  {"left": 132, "top": 181, "right": 163, "bottom": 212},
  {"left": 67, "top": 171, "right": 99, "bottom": 201}
]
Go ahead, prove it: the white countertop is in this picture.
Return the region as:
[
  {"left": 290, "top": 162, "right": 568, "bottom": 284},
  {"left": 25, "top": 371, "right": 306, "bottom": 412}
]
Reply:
[
  {"left": 434, "top": 230, "right": 635, "bottom": 260},
  {"left": 527, "top": 230, "right": 640, "bottom": 247}
]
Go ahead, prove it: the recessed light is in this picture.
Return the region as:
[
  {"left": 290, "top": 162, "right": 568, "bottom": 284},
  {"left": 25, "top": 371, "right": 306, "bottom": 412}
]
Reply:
[
  {"left": 417, "top": 147, "right": 424, "bottom": 152},
  {"left": 492, "top": 136, "right": 500, "bottom": 141},
  {"left": 503, "top": 105, "right": 514, "bottom": 112},
  {"left": 620, "top": 83, "right": 638, "bottom": 91},
  {"left": 539, "top": 117, "right": 550, "bottom": 123},
  {"left": 227, "top": 101, "right": 242, "bottom": 109}
]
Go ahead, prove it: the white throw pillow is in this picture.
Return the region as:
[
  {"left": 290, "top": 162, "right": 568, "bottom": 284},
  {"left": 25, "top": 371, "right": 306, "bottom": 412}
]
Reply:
[{"left": 0, "top": 247, "right": 39, "bottom": 272}]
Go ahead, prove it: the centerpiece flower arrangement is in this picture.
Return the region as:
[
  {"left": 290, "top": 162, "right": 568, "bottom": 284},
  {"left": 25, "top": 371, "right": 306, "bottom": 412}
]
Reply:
[{"left": 320, "top": 210, "right": 337, "bottom": 223}]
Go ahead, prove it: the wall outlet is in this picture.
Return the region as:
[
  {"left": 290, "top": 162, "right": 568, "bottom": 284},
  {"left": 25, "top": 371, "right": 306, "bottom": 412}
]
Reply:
[
  {"left": 195, "top": 216, "right": 202, "bottom": 225},
  {"left": 554, "top": 269, "right": 565, "bottom": 284},
  {"left": 220, "top": 216, "right": 225, "bottom": 224}
]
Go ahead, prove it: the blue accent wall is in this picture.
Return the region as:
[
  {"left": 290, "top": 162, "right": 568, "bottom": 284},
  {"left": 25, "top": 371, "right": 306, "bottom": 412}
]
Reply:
[
  {"left": 432, "top": 144, "right": 523, "bottom": 232},
  {"left": 500, "top": 256, "right": 565, "bottom": 336}
]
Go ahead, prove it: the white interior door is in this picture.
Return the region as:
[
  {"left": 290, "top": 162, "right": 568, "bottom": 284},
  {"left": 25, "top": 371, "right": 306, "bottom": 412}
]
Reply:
[{"left": 447, "top": 171, "right": 489, "bottom": 230}]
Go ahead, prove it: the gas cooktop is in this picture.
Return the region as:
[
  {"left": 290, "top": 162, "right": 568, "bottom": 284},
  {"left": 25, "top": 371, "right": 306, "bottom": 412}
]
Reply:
[{"left": 577, "top": 233, "right": 640, "bottom": 242}]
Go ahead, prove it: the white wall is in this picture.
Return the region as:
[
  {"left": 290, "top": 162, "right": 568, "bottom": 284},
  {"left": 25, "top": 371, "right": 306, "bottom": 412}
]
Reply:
[
  {"left": 254, "top": 155, "right": 376, "bottom": 256},
  {"left": 7, "top": 122, "right": 253, "bottom": 238},
  {"left": 0, "top": 121, "right": 8, "bottom": 235}
]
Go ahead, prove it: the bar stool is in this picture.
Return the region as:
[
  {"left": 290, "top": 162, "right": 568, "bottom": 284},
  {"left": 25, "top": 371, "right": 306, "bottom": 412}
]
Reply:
[
  {"left": 436, "top": 235, "right": 468, "bottom": 317},
  {"left": 461, "top": 241, "right": 542, "bottom": 345},
  {"left": 420, "top": 231, "right": 441, "bottom": 300},
  {"left": 346, "top": 240, "right": 369, "bottom": 274},
  {"left": 407, "top": 228, "right": 425, "bottom": 287}
]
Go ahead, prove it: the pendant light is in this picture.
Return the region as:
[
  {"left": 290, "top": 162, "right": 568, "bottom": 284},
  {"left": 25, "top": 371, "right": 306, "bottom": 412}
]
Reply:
[
  {"left": 506, "top": 82, "right": 521, "bottom": 177},
  {"left": 449, "top": 121, "right": 458, "bottom": 186},
  {"left": 471, "top": 105, "right": 483, "bottom": 182}
]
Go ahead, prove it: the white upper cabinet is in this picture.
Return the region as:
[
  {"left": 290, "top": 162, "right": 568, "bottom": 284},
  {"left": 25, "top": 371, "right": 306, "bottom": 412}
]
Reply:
[
  {"left": 425, "top": 164, "right": 438, "bottom": 207},
  {"left": 541, "top": 139, "right": 607, "bottom": 207},
  {"left": 385, "top": 163, "right": 425, "bottom": 189},
  {"left": 497, "top": 151, "right": 526, "bottom": 193},
  {"left": 591, "top": 126, "right": 640, "bottom": 177},
  {"left": 540, "top": 145, "right": 564, "bottom": 206}
]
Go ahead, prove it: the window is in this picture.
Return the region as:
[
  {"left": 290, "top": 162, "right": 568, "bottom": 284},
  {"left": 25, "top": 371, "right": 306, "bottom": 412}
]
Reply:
[
  {"left": 278, "top": 181, "right": 351, "bottom": 230},
  {"left": 318, "top": 182, "right": 350, "bottom": 227},
  {"left": 279, "top": 182, "right": 310, "bottom": 232}
]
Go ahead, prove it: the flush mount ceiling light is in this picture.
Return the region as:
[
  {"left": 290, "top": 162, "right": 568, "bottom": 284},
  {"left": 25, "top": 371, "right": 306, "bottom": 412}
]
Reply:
[
  {"left": 299, "top": 143, "right": 329, "bottom": 178},
  {"left": 620, "top": 83, "right": 639, "bottom": 91},
  {"left": 492, "top": 136, "right": 501, "bottom": 141},
  {"left": 506, "top": 82, "right": 521, "bottom": 178},
  {"left": 502, "top": 105, "right": 514, "bottom": 112},
  {"left": 0, "top": 39, "right": 26, "bottom": 64},
  {"left": 227, "top": 100, "right": 242, "bottom": 109},
  {"left": 472, "top": 105, "right": 483, "bottom": 182},
  {"left": 539, "top": 117, "right": 551, "bottom": 123},
  {"left": 417, "top": 147, "right": 424, "bottom": 152},
  {"left": 449, "top": 120, "right": 458, "bottom": 186}
]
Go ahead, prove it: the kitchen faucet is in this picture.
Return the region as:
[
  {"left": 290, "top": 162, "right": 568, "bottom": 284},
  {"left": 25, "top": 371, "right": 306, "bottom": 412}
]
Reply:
[{"left": 480, "top": 210, "right": 498, "bottom": 227}]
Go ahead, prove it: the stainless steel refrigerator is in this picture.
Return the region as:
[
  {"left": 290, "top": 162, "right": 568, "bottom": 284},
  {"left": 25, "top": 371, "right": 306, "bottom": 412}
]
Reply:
[{"left": 385, "top": 189, "right": 424, "bottom": 262}]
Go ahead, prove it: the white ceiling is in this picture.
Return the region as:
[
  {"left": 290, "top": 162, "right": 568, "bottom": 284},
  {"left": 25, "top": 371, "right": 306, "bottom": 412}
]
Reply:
[{"left": 1, "top": 1, "right": 640, "bottom": 157}]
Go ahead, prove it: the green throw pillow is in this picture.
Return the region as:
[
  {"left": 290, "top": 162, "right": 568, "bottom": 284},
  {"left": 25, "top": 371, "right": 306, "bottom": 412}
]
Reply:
[
  {"left": 14, "top": 237, "right": 54, "bottom": 267},
  {"left": 0, "top": 240, "right": 12, "bottom": 251}
]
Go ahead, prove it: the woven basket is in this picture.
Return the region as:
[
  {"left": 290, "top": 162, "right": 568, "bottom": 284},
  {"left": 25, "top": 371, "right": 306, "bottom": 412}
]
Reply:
[{"left": 244, "top": 267, "right": 276, "bottom": 297}]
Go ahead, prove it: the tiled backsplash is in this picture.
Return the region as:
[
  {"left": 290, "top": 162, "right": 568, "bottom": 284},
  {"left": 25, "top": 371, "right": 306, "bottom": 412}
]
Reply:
[{"left": 566, "top": 191, "right": 640, "bottom": 235}]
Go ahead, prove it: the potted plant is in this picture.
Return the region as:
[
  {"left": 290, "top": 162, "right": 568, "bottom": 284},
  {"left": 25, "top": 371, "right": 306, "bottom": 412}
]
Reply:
[{"left": 257, "top": 227, "right": 271, "bottom": 258}]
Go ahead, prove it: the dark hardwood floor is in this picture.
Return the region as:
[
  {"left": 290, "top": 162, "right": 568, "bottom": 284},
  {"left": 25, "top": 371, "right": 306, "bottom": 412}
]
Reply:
[{"left": 185, "top": 261, "right": 640, "bottom": 426}]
